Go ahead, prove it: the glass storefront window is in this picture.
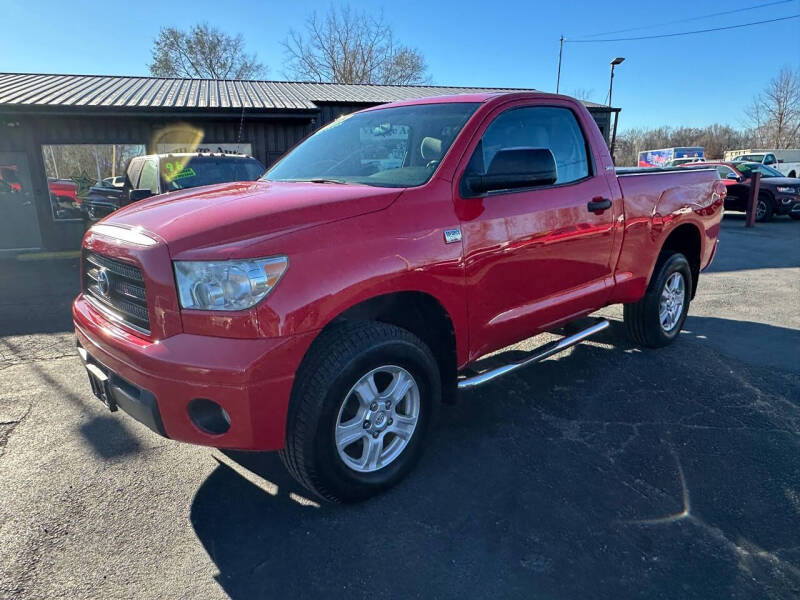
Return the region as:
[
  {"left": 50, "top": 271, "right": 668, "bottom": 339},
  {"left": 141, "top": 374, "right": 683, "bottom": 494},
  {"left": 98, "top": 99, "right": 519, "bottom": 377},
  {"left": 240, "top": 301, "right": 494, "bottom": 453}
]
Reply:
[{"left": 41, "top": 144, "right": 146, "bottom": 221}]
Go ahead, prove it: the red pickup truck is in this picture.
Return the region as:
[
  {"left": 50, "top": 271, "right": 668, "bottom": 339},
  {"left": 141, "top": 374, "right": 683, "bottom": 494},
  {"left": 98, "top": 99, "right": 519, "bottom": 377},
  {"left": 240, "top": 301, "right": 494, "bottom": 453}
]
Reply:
[{"left": 73, "top": 92, "right": 724, "bottom": 502}]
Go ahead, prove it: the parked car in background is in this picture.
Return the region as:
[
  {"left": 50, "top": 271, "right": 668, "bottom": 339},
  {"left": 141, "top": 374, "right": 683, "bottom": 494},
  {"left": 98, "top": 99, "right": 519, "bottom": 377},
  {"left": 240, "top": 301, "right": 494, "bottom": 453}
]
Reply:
[
  {"left": 48, "top": 178, "right": 78, "bottom": 204},
  {"left": 102, "top": 176, "right": 126, "bottom": 188},
  {"left": 683, "top": 161, "right": 800, "bottom": 221},
  {"left": 638, "top": 146, "right": 704, "bottom": 168},
  {"left": 0, "top": 164, "right": 22, "bottom": 191},
  {"left": 725, "top": 149, "right": 800, "bottom": 178},
  {"left": 74, "top": 92, "right": 725, "bottom": 502},
  {"left": 82, "top": 152, "right": 266, "bottom": 220},
  {"left": 47, "top": 178, "right": 81, "bottom": 220}
]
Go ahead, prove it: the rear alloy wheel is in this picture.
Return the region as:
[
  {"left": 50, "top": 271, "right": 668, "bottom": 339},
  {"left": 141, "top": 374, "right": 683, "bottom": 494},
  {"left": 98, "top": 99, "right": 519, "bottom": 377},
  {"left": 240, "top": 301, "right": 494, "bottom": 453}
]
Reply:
[
  {"left": 624, "top": 252, "right": 692, "bottom": 348},
  {"left": 658, "top": 272, "right": 685, "bottom": 333}
]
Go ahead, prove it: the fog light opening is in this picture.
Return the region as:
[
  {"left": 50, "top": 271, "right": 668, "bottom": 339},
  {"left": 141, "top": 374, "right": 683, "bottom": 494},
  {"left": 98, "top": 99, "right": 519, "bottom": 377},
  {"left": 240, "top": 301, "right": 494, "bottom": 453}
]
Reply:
[{"left": 188, "top": 398, "right": 231, "bottom": 435}]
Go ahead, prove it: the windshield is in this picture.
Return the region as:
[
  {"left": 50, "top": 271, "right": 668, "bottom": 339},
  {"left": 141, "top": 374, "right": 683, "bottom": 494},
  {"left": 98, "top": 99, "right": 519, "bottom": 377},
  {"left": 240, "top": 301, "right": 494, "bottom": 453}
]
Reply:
[
  {"left": 735, "top": 163, "right": 782, "bottom": 177},
  {"left": 734, "top": 154, "right": 764, "bottom": 163},
  {"left": 264, "top": 103, "right": 480, "bottom": 188},
  {"left": 161, "top": 157, "right": 265, "bottom": 191}
]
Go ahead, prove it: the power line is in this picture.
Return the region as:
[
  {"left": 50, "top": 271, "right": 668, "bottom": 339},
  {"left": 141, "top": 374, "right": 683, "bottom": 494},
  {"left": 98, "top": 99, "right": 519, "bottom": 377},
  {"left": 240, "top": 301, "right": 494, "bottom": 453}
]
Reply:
[
  {"left": 574, "top": 0, "right": 794, "bottom": 39},
  {"left": 567, "top": 14, "right": 799, "bottom": 43}
]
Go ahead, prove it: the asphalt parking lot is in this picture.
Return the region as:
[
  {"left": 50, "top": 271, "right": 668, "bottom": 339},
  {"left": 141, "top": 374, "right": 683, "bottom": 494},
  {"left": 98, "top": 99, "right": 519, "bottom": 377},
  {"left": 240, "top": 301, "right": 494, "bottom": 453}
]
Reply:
[{"left": 1, "top": 215, "right": 798, "bottom": 599}]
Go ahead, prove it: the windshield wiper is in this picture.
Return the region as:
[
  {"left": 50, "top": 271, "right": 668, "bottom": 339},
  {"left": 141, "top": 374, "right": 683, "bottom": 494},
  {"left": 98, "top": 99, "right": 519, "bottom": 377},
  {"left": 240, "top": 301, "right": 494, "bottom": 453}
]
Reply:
[{"left": 306, "top": 178, "right": 347, "bottom": 184}]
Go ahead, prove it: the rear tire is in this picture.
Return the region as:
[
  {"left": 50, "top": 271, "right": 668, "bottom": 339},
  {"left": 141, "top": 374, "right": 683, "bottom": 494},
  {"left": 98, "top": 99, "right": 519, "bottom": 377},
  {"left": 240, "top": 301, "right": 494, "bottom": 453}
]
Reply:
[
  {"left": 280, "top": 321, "right": 440, "bottom": 503},
  {"left": 624, "top": 252, "right": 692, "bottom": 348}
]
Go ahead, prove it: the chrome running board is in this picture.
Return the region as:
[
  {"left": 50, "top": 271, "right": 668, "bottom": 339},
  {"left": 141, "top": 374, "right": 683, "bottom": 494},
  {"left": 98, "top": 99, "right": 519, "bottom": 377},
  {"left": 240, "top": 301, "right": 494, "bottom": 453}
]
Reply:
[{"left": 457, "top": 319, "right": 610, "bottom": 390}]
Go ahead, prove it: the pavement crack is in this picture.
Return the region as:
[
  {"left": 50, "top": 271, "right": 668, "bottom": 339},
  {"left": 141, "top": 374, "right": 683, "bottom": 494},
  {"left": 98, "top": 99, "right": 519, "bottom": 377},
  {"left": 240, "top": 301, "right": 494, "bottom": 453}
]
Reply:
[{"left": 0, "top": 404, "right": 32, "bottom": 457}]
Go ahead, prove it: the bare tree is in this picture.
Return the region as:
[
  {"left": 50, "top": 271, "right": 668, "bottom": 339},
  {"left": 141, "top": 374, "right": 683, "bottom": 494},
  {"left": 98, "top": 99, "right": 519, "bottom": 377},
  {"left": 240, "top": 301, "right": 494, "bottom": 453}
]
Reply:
[
  {"left": 613, "top": 124, "right": 754, "bottom": 167},
  {"left": 745, "top": 67, "right": 800, "bottom": 148},
  {"left": 571, "top": 88, "right": 596, "bottom": 103},
  {"left": 149, "top": 23, "right": 266, "bottom": 79},
  {"left": 282, "top": 6, "right": 430, "bottom": 85}
]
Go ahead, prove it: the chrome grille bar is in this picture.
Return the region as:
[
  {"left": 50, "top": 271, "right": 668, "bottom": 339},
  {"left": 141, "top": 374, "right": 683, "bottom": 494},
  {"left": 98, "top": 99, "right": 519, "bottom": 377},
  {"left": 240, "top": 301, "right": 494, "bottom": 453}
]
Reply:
[{"left": 83, "top": 252, "right": 150, "bottom": 334}]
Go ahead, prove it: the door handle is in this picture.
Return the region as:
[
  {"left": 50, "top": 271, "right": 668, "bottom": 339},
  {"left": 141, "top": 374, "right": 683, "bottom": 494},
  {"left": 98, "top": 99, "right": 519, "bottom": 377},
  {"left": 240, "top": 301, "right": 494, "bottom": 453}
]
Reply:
[{"left": 587, "top": 197, "right": 612, "bottom": 213}]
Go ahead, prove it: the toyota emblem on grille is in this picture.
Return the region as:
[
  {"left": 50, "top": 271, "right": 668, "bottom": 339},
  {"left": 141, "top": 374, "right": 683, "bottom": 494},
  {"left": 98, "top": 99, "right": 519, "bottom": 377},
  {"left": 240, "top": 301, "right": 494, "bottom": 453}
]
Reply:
[{"left": 97, "top": 267, "right": 111, "bottom": 298}]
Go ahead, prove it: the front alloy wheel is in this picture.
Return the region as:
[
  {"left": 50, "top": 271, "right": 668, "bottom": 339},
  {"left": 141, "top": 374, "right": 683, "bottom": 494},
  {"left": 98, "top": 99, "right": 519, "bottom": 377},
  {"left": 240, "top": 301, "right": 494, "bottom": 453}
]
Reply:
[
  {"left": 280, "top": 321, "right": 440, "bottom": 503},
  {"left": 756, "top": 199, "right": 767, "bottom": 220},
  {"left": 335, "top": 366, "right": 420, "bottom": 473},
  {"left": 755, "top": 195, "right": 774, "bottom": 222}
]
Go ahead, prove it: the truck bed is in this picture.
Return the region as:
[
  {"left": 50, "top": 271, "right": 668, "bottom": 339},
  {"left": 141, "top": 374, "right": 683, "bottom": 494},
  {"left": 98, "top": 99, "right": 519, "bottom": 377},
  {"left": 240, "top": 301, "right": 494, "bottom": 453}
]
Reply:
[{"left": 616, "top": 166, "right": 717, "bottom": 176}]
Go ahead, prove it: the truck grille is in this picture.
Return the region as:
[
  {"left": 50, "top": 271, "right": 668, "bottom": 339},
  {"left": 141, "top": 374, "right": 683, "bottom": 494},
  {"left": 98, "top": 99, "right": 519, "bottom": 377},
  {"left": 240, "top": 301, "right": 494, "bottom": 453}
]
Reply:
[{"left": 83, "top": 252, "right": 150, "bottom": 334}]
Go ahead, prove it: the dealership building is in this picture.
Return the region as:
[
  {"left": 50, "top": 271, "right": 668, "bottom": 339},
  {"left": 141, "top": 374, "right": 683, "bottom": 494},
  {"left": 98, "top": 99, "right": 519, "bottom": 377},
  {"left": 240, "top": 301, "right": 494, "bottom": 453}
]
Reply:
[{"left": 0, "top": 72, "right": 619, "bottom": 252}]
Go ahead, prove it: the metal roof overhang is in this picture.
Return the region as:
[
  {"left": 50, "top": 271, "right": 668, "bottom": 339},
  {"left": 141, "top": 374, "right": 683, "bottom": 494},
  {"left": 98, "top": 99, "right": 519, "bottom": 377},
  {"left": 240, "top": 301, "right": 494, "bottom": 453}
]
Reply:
[{"left": 0, "top": 104, "right": 322, "bottom": 120}]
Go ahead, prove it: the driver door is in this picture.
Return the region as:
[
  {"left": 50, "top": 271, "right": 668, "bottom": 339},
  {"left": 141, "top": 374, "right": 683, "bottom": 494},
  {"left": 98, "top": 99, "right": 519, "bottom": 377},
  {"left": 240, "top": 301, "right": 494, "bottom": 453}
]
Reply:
[{"left": 454, "top": 101, "right": 619, "bottom": 361}]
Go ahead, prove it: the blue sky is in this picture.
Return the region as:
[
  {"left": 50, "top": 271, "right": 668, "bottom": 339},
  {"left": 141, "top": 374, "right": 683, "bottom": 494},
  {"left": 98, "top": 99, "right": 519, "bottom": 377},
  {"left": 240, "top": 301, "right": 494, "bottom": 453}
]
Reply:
[{"left": 2, "top": 0, "right": 799, "bottom": 130}]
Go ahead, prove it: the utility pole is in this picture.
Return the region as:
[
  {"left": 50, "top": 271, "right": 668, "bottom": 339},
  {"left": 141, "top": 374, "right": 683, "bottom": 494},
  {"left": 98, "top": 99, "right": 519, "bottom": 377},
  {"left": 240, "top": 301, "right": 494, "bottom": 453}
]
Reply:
[{"left": 556, "top": 36, "right": 564, "bottom": 93}]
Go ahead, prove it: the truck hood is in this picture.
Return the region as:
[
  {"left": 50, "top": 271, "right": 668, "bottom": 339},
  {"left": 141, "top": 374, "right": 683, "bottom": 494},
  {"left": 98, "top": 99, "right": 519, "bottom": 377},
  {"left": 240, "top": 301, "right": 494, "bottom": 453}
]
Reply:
[{"left": 103, "top": 180, "right": 402, "bottom": 256}]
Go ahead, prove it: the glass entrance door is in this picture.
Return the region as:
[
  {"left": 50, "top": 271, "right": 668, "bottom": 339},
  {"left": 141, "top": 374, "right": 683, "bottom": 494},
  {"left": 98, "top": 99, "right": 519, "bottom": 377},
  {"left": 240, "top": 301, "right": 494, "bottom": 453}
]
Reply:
[{"left": 0, "top": 152, "right": 42, "bottom": 251}]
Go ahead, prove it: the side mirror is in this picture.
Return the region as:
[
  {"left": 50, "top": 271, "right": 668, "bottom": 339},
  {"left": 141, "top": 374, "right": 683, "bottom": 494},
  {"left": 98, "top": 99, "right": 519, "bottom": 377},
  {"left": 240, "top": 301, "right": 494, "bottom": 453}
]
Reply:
[
  {"left": 128, "top": 188, "right": 153, "bottom": 203},
  {"left": 463, "top": 148, "right": 557, "bottom": 196},
  {"left": 727, "top": 175, "right": 741, "bottom": 182}
]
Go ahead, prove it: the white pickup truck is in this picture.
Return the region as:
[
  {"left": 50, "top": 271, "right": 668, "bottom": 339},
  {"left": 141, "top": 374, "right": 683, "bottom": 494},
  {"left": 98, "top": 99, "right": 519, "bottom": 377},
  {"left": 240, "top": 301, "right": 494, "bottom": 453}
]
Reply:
[{"left": 726, "top": 149, "right": 800, "bottom": 179}]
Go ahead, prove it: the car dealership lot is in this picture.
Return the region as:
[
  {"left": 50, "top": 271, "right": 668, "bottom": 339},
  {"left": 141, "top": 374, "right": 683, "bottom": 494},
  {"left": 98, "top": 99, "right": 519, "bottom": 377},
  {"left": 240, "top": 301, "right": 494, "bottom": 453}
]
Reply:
[{"left": 1, "top": 215, "right": 798, "bottom": 599}]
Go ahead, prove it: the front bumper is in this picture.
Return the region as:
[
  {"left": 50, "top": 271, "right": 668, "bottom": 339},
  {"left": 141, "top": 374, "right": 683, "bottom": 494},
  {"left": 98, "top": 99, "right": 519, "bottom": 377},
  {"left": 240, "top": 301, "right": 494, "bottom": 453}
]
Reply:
[
  {"left": 776, "top": 194, "right": 799, "bottom": 214},
  {"left": 73, "top": 293, "right": 316, "bottom": 450}
]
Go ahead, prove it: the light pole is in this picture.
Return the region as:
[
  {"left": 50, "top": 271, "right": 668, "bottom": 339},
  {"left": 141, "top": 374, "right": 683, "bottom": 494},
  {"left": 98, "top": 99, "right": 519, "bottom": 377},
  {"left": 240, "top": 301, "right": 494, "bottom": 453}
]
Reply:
[
  {"left": 608, "top": 57, "right": 625, "bottom": 163},
  {"left": 608, "top": 57, "right": 625, "bottom": 107}
]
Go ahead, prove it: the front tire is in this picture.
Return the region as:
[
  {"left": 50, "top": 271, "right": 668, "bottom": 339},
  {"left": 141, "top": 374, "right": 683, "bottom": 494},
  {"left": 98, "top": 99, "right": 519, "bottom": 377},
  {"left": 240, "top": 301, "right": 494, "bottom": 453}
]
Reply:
[
  {"left": 624, "top": 252, "right": 692, "bottom": 348},
  {"left": 280, "top": 321, "right": 440, "bottom": 503},
  {"left": 756, "top": 193, "right": 774, "bottom": 222}
]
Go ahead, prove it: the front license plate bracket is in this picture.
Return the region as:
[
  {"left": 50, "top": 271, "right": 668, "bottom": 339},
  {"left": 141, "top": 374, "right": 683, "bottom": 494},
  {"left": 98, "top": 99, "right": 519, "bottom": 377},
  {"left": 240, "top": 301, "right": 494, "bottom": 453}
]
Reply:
[{"left": 85, "top": 362, "right": 118, "bottom": 412}]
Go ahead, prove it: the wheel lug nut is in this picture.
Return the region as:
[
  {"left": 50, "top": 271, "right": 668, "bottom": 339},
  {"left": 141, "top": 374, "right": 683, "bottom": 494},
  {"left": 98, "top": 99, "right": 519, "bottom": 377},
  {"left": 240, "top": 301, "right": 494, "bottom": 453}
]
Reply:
[
  {"left": 363, "top": 420, "right": 370, "bottom": 429},
  {"left": 370, "top": 402, "right": 378, "bottom": 411},
  {"left": 385, "top": 401, "right": 391, "bottom": 409},
  {"left": 372, "top": 432, "right": 379, "bottom": 438},
  {"left": 388, "top": 418, "right": 393, "bottom": 425}
]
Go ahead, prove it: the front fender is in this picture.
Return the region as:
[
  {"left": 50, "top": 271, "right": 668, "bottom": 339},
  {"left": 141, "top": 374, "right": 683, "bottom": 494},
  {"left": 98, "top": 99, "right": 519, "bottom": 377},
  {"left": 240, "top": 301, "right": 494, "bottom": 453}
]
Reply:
[{"left": 254, "top": 183, "right": 470, "bottom": 365}]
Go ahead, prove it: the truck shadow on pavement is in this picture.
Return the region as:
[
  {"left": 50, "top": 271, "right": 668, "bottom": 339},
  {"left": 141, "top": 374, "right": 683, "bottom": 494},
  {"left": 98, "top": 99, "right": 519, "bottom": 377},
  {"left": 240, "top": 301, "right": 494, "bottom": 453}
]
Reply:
[
  {"left": 0, "top": 335, "right": 143, "bottom": 460},
  {"left": 190, "top": 317, "right": 800, "bottom": 599}
]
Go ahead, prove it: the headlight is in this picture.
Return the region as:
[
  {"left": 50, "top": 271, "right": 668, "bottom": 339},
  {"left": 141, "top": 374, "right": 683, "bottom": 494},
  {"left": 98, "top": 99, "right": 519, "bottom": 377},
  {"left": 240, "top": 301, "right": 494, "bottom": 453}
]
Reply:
[
  {"left": 776, "top": 186, "right": 796, "bottom": 193},
  {"left": 174, "top": 257, "right": 288, "bottom": 311}
]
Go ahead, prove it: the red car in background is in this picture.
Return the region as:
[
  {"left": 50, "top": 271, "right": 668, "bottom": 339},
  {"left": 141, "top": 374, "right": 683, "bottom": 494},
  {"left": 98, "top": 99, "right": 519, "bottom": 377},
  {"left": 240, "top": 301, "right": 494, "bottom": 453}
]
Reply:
[
  {"left": 683, "top": 161, "right": 800, "bottom": 221},
  {"left": 0, "top": 164, "right": 22, "bottom": 191},
  {"left": 48, "top": 178, "right": 78, "bottom": 203},
  {"left": 47, "top": 177, "right": 81, "bottom": 219}
]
